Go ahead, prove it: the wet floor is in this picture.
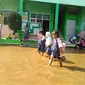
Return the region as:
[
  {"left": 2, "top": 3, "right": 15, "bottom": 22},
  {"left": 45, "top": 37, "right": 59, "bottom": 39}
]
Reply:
[{"left": 0, "top": 46, "right": 85, "bottom": 85}]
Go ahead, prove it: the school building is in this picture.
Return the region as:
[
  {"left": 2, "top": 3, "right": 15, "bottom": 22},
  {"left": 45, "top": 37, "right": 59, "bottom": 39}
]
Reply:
[{"left": 0, "top": 0, "right": 85, "bottom": 41}]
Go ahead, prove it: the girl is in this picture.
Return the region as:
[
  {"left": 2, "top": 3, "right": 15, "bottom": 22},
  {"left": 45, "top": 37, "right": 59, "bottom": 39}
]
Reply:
[
  {"left": 38, "top": 31, "right": 45, "bottom": 56},
  {"left": 49, "top": 31, "right": 62, "bottom": 67},
  {"left": 57, "top": 32, "right": 66, "bottom": 61},
  {"left": 45, "top": 32, "right": 52, "bottom": 58}
]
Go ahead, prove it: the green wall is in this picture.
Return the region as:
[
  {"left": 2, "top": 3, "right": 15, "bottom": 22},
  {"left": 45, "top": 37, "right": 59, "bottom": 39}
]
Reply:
[
  {"left": 24, "top": 1, "right": 51, "bottom": 14},
  {"left": 49, "top": 4, "right": 55, "bottom": 33},
  {"left": 0, "top": 0, "right": 19, "bottom": 11},
  {"left": 80, "top": 8, "right": 85, "bottom": 30},
  {"left": 31, "top": 0, "right": 85, "bottom": 7}
]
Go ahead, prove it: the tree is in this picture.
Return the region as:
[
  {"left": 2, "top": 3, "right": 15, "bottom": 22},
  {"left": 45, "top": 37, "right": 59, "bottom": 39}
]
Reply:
[{"left": 8, "top": 12, "right": 22, "bottom": 34}]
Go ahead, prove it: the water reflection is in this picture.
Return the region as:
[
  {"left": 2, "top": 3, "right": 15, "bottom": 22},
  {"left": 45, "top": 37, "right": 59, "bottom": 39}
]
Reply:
[{"left": 65, "top": 48, "right": 85, "bottom": 54}]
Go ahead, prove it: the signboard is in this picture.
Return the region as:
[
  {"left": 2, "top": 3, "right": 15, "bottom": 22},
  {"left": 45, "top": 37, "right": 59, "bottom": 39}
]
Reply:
[
  {"left": 34, "top": 28, "right": 39, "bottom": 34},
  {"left": 30, "top": 23, "right": 40, "bottom": 34},
  {"left": 22, "top": 12, "right": 28, "bottom": 22},
  {"left": 22, "top": 22, "right": 27, "bottom": 31}
]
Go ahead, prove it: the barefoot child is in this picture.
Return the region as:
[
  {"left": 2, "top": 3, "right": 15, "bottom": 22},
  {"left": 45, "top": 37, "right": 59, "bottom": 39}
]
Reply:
[
  {"left": 23, "top": 24, "right": 29, "bottom": 42},
  {"left": 57, "top": 33, "right": 66, "bottom": 61},
  {"left": 45, "top": 32, "right": 52, "bottom": 58},
  {"left": 49, "top": 31, "right": 62, "bottom": 67},
  {"left": 37, "top": 31, "right": 45, "bottom": 56}
]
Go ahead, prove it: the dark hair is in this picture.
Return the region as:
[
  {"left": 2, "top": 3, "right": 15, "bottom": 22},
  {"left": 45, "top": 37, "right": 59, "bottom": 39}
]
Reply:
[
  {"left": 52, "top": 31, "right": 59, "bottom": 38},
  {"left": 26, "top": 24, "right": 28, "bottom": 28},
  {"left": 39, "top": 31, "right": 44, "bottom": 35},
  {"left": 81, "top": 38, "right": 84, "bottom": 40},
  {"left": 13, "top": 31, "right": 17, "bottom": 35}
]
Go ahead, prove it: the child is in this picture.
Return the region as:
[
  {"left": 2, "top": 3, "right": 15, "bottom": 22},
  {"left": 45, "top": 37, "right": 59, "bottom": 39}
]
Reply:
[
  {"left": 38, "top": 31, "right": 45, "bottom": 56},
  {"left": 75, "top": 37, "right": 85, "bottom": 49},
  {"left": 23, "top": 24, "right": 29, "bottom": 42},
  {"left": 49, "top": 31, "right": 62, "bottom": 67},
  {"left": 45, "top": 32, "right": 52, "bottom": 58},
  {"left": 57, "top": 33, "right": 66, "bottom": 61},
  {"left": 81, "top": 37, "right": 85, "bottom": 48},
  {"left": 37, "top": 32, "right": 42, "bottom": 54}
]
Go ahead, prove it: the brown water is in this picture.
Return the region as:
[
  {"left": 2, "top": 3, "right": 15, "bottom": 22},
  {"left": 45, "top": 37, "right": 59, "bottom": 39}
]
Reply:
[{"left": 0, "top": 46, "right": 85, "bottom": 85}]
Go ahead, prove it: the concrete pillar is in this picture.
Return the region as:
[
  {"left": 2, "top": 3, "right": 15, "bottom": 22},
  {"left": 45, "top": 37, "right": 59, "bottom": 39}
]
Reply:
[
  {"left": 54, "top": 4, "right": 59, "bottom": 31},
  {"left": 19, "top": 0, "right": 24, "bottom": 40}
]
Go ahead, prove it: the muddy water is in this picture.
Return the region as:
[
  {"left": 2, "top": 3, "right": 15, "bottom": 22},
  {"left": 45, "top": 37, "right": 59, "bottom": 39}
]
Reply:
[{"left": 0, "top": 46, "right": 85, "bottom": 85}]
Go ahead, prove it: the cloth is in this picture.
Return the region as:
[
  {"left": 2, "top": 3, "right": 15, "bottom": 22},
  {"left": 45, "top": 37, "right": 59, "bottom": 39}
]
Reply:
[
  {"left": 57, "top": 38, "right": 62, "bottom": 48},
  {"left": 46, "top": 46, "right": 51, "bottom": 55},
  {"left": 38, "top": 35, "right": 46, "bottom": 52},
  {"left": 46, "top": 37, "right": 52, "bottom": 47},
  {"left": 51, "top": 39, "right": 60, "bottom": 58}
]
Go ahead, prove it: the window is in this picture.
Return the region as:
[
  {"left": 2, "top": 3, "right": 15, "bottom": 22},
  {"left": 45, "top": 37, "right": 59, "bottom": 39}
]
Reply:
[
  {"left": 0, "top": 11, "right": 13, "bottom": 25},
  {"left": 37, "top": 19, "right": 43, "bottom": 27},
  {"left": 30, "top": 13, "right": 50, "bottom": 28},
  {"left": 31, "top": 13, "right": 36, "bottom": 18},
  {"left": 31, "top": 19, "right": 36, "bottom": 23},
  {"left": 4, "top": 11, "right": 13, "bottom": 25},
  {"left": 43, "top": 15, "right": 50, "bottom": 20},
  {"left": 37, "top": 14, "right": 42, "bottom": 19},
  {"left": 4, "top": 17, "right": 8, "bottom": 24}
]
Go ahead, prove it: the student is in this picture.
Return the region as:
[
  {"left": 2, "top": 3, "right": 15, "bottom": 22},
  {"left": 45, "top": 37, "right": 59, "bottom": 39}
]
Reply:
[
  {"left": 49, "top": 31, "right": 62, "bottom": 67},
  {"left": 37, "top": 32, "right": 43, "bottom": 54},
  {"left": 19, "top": 24, "right": 29, "bottom": 46},
  {"left": 23, "top": 24, "right": 29, "bottom": 42},
  {"left": 82, "top": 38, "right": 85, "bottom": 48},
  {"left": 45, "top": 32, "right": 52, "bottom": 58},
  {"left": 37, "top": 31, "right": 45, "bottom": 56},
  {"left": 75, "top": 36, "right": 85, "bottom": 49}
]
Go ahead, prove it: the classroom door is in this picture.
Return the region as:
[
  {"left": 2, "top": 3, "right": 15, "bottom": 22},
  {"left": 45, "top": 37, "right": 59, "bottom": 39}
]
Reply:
[
  {"left": 43, "top": 20, "right": 49, "bottom": 35},
  {"left": 66, "top": 20, "right": 77, "bottom": 41}
]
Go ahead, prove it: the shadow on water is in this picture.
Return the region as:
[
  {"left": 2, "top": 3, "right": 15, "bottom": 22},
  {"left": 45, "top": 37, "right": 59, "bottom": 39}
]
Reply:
[
  {"left": 65, "top": 48, "right": 85, "bottom": 54},
  {"left": 64, "top": 61, "right": 75, "bottom": 64},
  {"left": 64, "top": 66, "right": 85, "bottom": 72},
  {"left": 54, "top": 58, "right": 75, "bottom": 64},
  {"left": 51, "top": 65, "right": 85, "bottom": 72}
]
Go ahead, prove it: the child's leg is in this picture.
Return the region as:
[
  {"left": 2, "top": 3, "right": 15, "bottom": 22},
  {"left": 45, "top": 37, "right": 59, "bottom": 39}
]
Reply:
[
  {"left": 49, "top": 55, "right": 54, "bottom": 65},
  {"left": 41, "top": 52, "right": 44, "bottom": 56},
  {"left": 58, "top": 58, "right": 63, "bottom": 67},
  {"left": 41, "top": 45, "right": 45, "bottom": 56},
  {"left": 38, "top": 50, "right": 41, "bottom": 55},
  {"left": 45, "top": 47, "right": 50, "bottom": 57},
  {"left": 38, "top": 44, "right": 41, "bottom": 55}
]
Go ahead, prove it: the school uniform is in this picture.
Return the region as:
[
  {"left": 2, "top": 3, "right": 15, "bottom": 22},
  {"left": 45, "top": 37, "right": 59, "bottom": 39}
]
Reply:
[
  {"left": 38, "top": 35, "right": 46, "bottom": 52},
  {"left": 24, "top": 29, "right": 29, "bottom": 40},
  {"left": 46, "top": 37, "right": 52, "bottom": 55},
  {"left": 51, "top": 39, "right": 60, "bottom": 59},
  {"left": 57, "top": 38, "right": 62, "bottom": 48}
]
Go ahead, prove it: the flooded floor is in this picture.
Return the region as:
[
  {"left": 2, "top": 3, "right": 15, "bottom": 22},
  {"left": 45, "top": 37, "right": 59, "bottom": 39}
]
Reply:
[{"left": 0, "top": 46, "right": 85, "bottom": 85}]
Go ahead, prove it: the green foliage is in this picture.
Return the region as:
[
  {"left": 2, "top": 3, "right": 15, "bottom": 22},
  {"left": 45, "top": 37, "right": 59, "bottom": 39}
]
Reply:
[{"left": 8, "top": 12, "right": 22, "bottom": 33}]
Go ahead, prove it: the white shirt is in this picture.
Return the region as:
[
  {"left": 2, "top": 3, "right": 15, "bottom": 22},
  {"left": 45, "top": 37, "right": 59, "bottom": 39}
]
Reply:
[
  {"left": 41, "top": 36, "right": 45, "bottom": 41},
  {"left": 57, "top": 38, "right": 62, "bottom": 48},
  {"left": 46, "top": 37, "right": 52, "bottom": 47}
]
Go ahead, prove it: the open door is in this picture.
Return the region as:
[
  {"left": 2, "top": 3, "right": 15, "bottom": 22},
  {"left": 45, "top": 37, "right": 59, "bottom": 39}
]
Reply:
[{"left": 43, "top": 20, "right": 49, "bottom": 35}]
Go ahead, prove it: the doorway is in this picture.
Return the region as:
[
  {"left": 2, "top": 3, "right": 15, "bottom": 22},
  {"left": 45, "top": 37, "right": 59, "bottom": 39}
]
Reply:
[
  {"left": 43, "top": 20, "right": 49, "bottom": 35},
  {"left": 66, "top": 19, "right": 77, "bottom": 41}
]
